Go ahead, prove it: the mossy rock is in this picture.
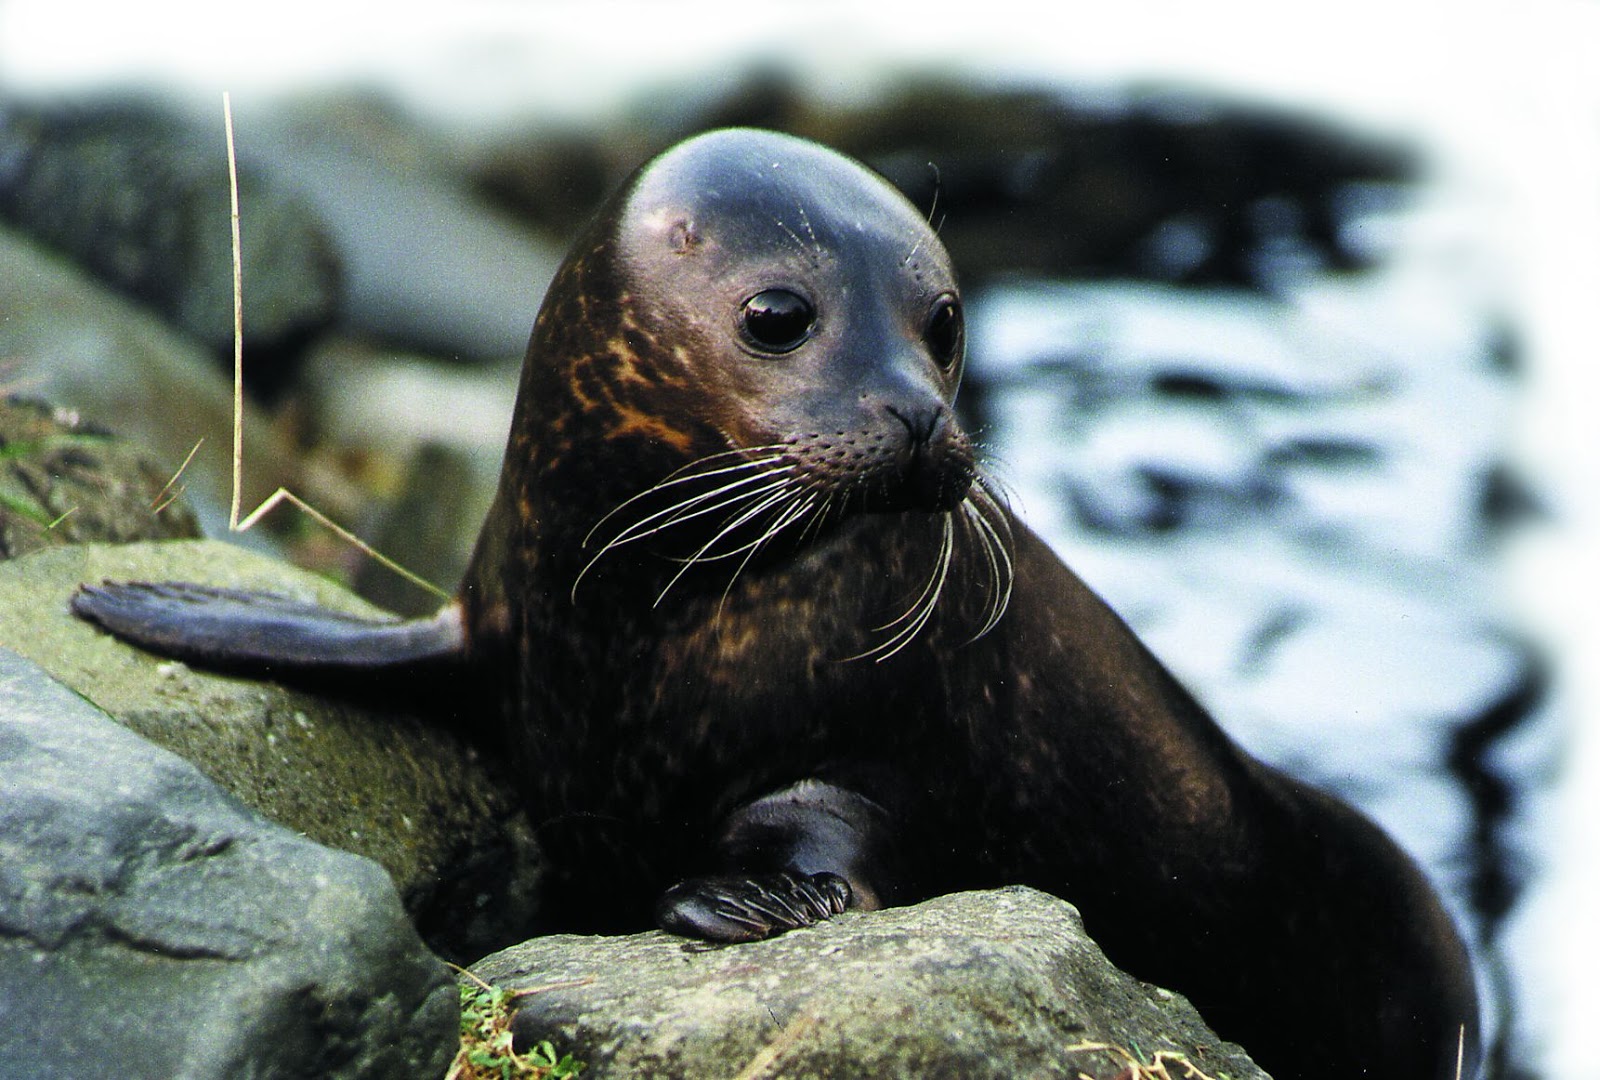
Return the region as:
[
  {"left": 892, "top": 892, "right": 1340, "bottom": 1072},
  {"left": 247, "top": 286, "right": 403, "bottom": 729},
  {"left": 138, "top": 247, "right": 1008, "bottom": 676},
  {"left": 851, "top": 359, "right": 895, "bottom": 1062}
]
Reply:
[{"left": 0, "top": 538, "right": 541, "bottom": 962}]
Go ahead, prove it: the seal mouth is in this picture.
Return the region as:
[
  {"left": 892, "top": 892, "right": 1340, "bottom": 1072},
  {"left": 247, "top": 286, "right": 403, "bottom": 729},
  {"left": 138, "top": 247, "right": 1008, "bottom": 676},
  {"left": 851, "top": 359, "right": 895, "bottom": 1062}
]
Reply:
[
  {"left": 785, "top": 409, "right": 977, "bottom": 518},
  {"left": 572, "top": 438, "right": 1012, "bottom": 662},
  {"left": 884, "top": 404, "right": 975, "bottom": 513},
  {"left": 898, "top": 439, "right": 977, "bottom": 514}
]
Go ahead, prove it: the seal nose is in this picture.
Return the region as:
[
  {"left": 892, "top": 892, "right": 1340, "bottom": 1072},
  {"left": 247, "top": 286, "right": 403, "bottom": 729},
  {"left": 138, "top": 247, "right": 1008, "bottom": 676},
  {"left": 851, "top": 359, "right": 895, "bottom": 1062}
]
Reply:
[
  {"left": 884, "top": 403, "right": 973, "bottom": 511},
  {"left": 886, "top": 404, "right": 946, "bottom": 452}
]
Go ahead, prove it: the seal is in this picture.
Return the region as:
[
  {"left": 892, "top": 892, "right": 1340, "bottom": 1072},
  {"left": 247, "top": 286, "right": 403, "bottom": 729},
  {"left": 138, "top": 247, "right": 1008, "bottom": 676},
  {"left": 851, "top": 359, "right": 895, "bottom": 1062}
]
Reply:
[{"left": 73, "top": 128, "right": 1479, "bottom": 1080}]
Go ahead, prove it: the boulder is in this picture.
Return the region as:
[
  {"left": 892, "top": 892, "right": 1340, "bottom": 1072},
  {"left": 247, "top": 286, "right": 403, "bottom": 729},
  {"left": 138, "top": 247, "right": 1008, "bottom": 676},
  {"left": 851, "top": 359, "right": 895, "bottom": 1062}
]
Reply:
[
  {"left": 0, "top": 224, "right": 305, "bottom": 527},
  {"left": 0, "top": 538, "right": 541, "bottom": 962},
  {"left": 0, "top": 99, "right": 341, "bottom": 393},
  {"left": 0, "top": 647, "right": 458, "bottom": 1078},
  {"left": 471, "top": 886, "right": 1269, "bottom": 1080}
]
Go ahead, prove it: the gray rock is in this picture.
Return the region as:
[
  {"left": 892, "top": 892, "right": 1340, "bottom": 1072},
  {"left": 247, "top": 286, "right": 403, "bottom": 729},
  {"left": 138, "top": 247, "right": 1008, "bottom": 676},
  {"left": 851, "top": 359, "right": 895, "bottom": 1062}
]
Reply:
[
  {"left": 0, "top": 100, "right": 340, "bottom": 374},
  {"left": 351, "top": 439, "right": 498, "bottom": 616},
  {"left": 0, "top": 538, "right": 542, "bottom": 962},
  {"left": 233, "top": 95, "right": 563, "bottom": 361},
  {"left": 0, "top": 648, "right": 458, "bottom": 1078},
  {"left": 0, "top": 223, "right": 305, "bottom": 533},
  {"left": 298, "top": 336, "right": 518, "bottom": 606},
  {"left": 472, "top": 886, "right": 1269, "bottom": 1080}
]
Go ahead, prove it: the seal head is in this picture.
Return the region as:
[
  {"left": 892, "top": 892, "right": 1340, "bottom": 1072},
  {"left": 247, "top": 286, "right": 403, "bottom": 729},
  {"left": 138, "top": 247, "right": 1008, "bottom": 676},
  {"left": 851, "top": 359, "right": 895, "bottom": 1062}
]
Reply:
[
  {"left": 615, "top": 127, "right": 973, "bottom": 515},
  {"left": 476, "top": 130, "right": 989, "bottom": 625}
]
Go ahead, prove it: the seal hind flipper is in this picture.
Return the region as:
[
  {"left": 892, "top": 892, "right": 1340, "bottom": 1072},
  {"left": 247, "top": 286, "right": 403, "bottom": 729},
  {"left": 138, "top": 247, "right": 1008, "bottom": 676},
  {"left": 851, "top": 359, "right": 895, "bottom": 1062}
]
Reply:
[
  {"left": 72, "top": 581, "right": 465, "bottom": 674},
  {"left": 655, "top": 871, "right": 851, "bottom": 943}
]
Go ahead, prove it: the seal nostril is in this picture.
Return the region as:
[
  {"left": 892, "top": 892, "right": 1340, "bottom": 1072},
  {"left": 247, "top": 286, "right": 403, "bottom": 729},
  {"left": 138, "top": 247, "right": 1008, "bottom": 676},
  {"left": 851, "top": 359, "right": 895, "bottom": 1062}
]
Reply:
[{"left": 885, "top": 404, "right": 945, "bottom": 447}]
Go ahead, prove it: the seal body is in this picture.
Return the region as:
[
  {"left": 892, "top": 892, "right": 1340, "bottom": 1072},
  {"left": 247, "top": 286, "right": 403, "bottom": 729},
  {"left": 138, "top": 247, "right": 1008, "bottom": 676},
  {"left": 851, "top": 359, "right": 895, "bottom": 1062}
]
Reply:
[{"left": 75, "top": 129, "right": 1479, "bottom": 1080}]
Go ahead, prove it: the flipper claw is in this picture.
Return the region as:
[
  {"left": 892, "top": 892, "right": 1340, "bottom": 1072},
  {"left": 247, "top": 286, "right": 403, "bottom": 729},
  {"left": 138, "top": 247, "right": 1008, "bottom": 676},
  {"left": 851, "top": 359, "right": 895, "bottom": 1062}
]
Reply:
[{"left": 656, "top": 870, "right": 852, "bottom": 943}]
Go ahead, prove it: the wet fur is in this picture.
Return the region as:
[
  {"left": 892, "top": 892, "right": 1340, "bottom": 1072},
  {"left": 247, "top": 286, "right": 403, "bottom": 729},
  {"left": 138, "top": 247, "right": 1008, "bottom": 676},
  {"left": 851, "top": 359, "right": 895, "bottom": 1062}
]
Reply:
[{"left": 452, "top": 131, "right": 1478, "bottom": 1080}]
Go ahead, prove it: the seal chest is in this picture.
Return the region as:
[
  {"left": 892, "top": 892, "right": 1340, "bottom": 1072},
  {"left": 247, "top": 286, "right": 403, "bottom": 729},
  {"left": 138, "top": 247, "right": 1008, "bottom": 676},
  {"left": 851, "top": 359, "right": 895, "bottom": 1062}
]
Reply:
[{"left": 73, "top": 128, "right": 1481, "bottom": 1080}]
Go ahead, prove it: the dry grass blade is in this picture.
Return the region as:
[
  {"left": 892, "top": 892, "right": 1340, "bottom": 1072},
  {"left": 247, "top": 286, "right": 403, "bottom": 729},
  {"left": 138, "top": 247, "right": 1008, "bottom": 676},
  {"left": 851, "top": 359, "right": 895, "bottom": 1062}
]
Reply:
[
  {"left": 1063, "top": 1040, "right": 1229, "bottom": 1080},
  {"left": 223, "top": 91, "right": 244, "bottom": 531},
  {"left": 151, "top": 437, "right": 204, "bottom": 514},
  {"left": 218, "top": 92, "right": 447, "bottom": 603}
]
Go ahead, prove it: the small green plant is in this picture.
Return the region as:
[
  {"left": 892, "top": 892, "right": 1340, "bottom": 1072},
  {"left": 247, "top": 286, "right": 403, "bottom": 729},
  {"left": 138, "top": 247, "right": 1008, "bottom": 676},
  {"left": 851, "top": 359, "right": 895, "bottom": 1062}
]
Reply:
[{"left": 448, "top": 975, "right": 584, "bottom": 1080}]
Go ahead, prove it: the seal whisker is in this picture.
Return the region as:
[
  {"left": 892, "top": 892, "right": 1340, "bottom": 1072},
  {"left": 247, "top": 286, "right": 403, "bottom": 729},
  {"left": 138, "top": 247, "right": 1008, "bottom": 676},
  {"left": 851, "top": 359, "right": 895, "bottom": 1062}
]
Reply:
[
  {"left": 794, "top": 201, "right": 822, "bottom": 260},
  {"left": 621, "top": 444, "right": 794, "bottom": 496},
  {"left": 611, "top": 443, "right": 791, "bottom": 492},
  {"left": 872, "top": 513, "right": 954, "bottom": 633},
  {"left": 959, "top": 503, "right": 1004, "bottom": 631},
  {"left": 842, "top": 513, "right": 955, "bottom": 663},
  {"left": 581, "top": 450, "right": 791, "bottom": 549},
  {"left": 965, "top": 476, "right": 1015, "bottom": 533},
  {"left": 603, "top": 469, "right": 793, "bottom": 550},
  {"left": 674, "top": 480, "right": 814, "bottom": 564},
  {"left": 873, "top": 514, "right": 956, "bottom": 662},
  {"left": 572, "top": 447, "right": 802, "bottom": 603},
  {"left": 772, "top": 216, "right": 815, "bottom": 264},
  {"left": 750, "top": 487, "right": 821, "bottom": 555},
  {"left": 571, "top": 468, "right": 796, "bottom": 602},
  {"left": 654, "top": 482, "right": 811, "bottom": 607},
  {"left": 797, "top": 488, "right": 844, "bottom": 547},
  {"left": 962, "top": 479, "right": 1015, "bottom": 640},
  {"left": 904, "top": 162, "right": 941, "bottom": 266},
  {"left": 959, "top": 499, "right": 1012, "bottom": 642},
  {"left": 713, "top": 490, "right": 822, "bottom": 624}
]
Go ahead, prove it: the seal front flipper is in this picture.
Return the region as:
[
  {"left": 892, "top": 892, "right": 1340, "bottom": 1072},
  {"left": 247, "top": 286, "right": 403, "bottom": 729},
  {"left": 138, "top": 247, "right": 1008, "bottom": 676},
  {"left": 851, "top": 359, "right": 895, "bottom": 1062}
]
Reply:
[
  {"left": 656, "top": 871, "right": 851, "bottom": 942},
  {"left": 657, "top": 777, "right": 907, "bottom": 942},
  {"left": 72, "top": 581, "right": 465, "bottom": 675}
]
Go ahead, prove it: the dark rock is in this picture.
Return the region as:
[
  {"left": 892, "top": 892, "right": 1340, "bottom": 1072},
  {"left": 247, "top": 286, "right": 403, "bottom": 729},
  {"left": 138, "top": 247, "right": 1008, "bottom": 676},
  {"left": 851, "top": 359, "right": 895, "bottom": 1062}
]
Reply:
[
  {"left": 1476, "top": 462, "right": 1544, "bottom": 534},
  {"left": 471, "top": 69, "right": 1419, "bottom": 292},
  {"left": 471, "top": 886, "right": 1268, "bottom": 1080},
  {"left": 353, "top": 440, "right": 491, "bottom": 616},
  {"left": 0, "top": 99, "right": 341, "bottom": 397},
  {"left": 0, "top": 539, "right": 542, "bottom": 963},
  {"left": 826, "top": 79, "right": 1420, "bottom": 290},
  {"left": 472, "top": 126, "right": 624, "bottom": 239},
  {"left": 0, "top": 224, "right": 308, "bottom": 532},
  {"left": 297, "top": 335, "right": 517, "bottom": 600},
  {"left": 0, "top": 396, "right": 199, "bottom": 558},
  {"left": 0, "top": 647, "right": 458, "bottom": 1078},
  {"left": 1263, "top": 434, "right": 1385, "bottom": 469}
]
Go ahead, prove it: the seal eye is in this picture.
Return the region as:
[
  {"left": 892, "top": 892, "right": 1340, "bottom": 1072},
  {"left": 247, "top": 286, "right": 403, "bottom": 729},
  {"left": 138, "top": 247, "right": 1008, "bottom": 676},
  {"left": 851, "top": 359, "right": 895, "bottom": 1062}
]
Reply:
[
  {"left": 740, "top": 289, "right": 815, "bottom": 354},
  {"left": 924, "top": 295, "right": 964, "bottom": 371}
]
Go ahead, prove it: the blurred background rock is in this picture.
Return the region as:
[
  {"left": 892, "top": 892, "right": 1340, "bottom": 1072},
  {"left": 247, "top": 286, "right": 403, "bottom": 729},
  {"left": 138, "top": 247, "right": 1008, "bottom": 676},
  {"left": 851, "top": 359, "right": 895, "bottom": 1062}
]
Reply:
[{"left": 0, "top": 4, "right": 1593, "bottom": 1077}]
